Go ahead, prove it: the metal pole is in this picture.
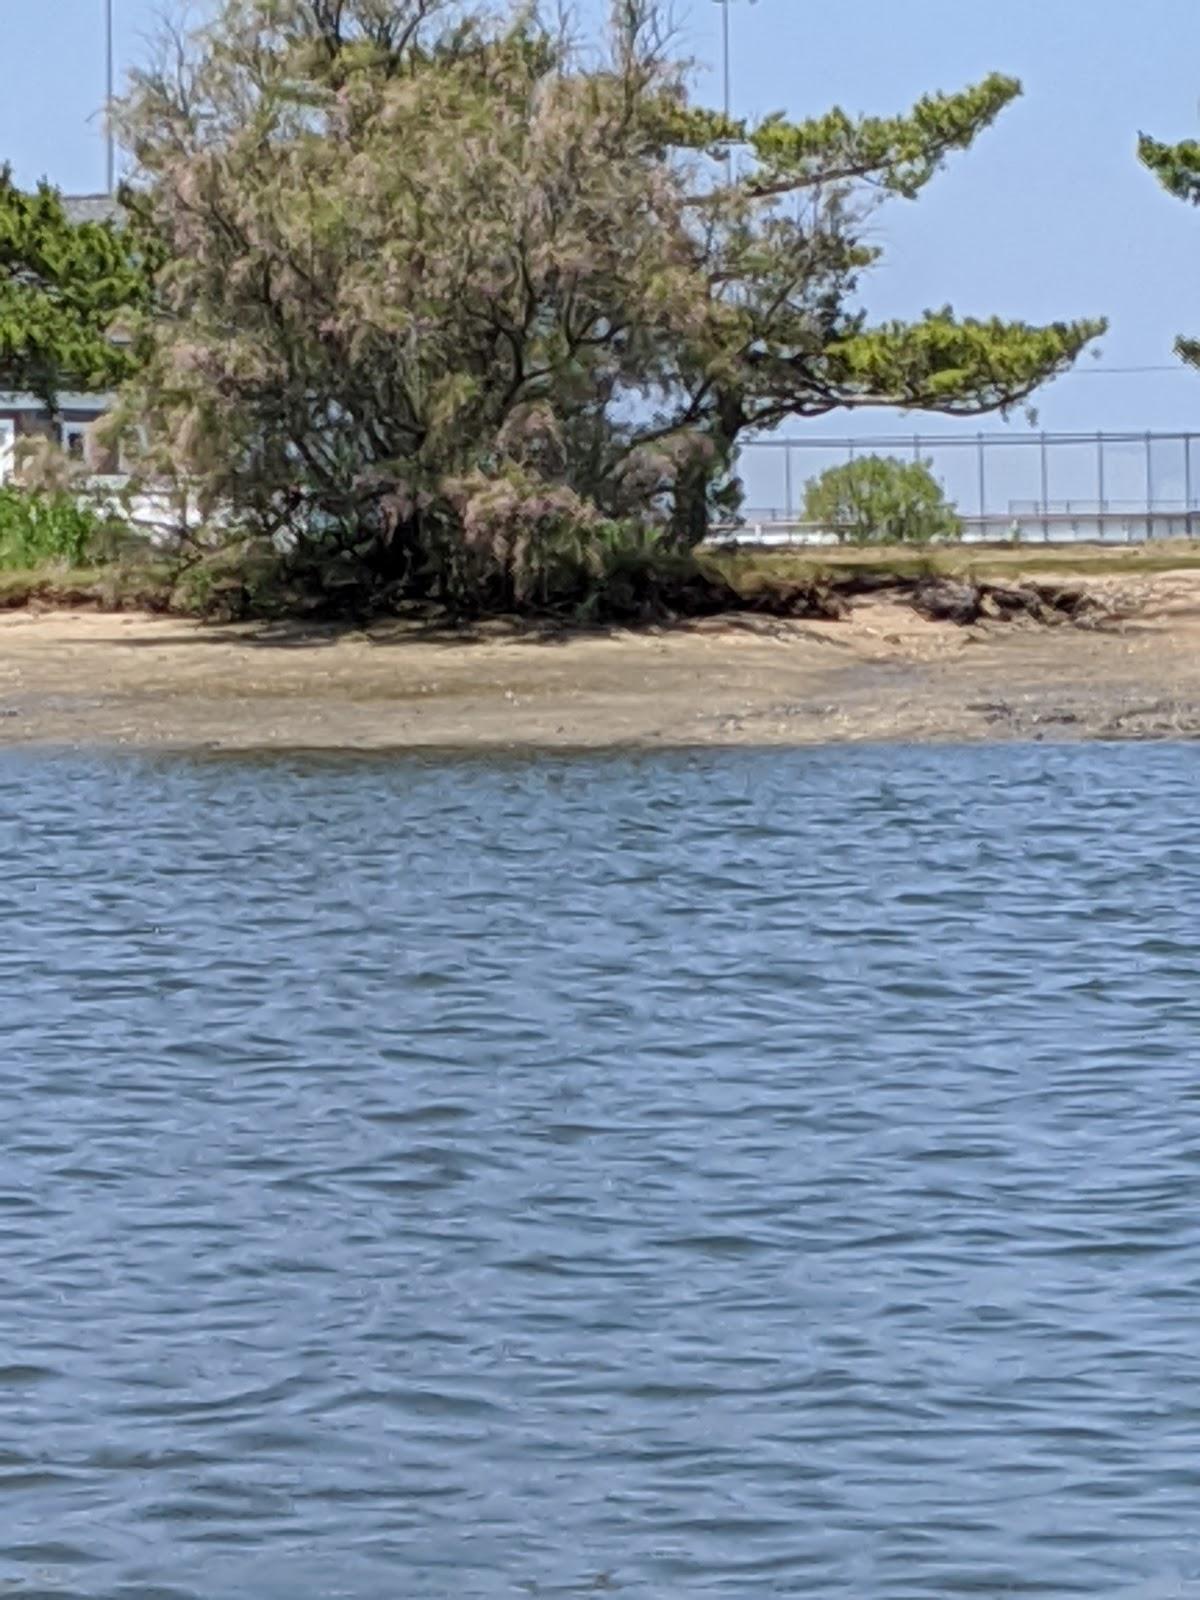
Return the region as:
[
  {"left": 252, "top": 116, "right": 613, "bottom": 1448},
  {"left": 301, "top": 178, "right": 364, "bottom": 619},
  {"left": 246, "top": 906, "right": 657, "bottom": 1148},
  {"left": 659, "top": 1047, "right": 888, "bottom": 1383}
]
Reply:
[
  {"left": 1145, "top": 431, "right": 1153, "bottom": 543},
  {"left": 721, "top": 0, "right": 731, "bottom": 122},
  {"left": 784, "top": 443, "right": 793, "bottom": 520},
  {"left": 1186, "top": 433, "right": 1194, "bottom": 540},
  {"left": 106, "top": 0, "right": 115, "bottom": 194},
  {"left": 976, "top": 433, "right": 986, "bottom": 520},
  {"left": 715, "top": 0, "right": 732, "bottom": 184},
  {"left": 1040, "top": 431, "right": 1049, "bottom": 542},
  {"left": 715, "top": 2, "right": 759, "bottom": 181}
]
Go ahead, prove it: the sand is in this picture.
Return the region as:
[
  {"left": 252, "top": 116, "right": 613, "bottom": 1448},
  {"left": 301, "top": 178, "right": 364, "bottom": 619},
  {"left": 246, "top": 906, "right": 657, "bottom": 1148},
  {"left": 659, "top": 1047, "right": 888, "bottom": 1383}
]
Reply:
[{"left": 0, "top": 569, "right": 1198, "bottom": 750}]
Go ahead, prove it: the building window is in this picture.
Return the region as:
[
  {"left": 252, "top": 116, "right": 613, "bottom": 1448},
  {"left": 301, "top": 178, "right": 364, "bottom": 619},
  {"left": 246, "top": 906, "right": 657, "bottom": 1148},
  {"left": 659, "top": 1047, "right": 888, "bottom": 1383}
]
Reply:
[{"left": 61, "top": 426, "right": 88, "bottom": 462}]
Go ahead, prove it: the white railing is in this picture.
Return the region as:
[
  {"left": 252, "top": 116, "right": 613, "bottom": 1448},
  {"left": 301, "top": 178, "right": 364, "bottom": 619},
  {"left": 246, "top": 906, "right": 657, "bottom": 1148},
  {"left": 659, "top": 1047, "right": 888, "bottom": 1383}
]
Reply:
[{"left": 718, "top": 507, "right": 1200, "bottom": 546}]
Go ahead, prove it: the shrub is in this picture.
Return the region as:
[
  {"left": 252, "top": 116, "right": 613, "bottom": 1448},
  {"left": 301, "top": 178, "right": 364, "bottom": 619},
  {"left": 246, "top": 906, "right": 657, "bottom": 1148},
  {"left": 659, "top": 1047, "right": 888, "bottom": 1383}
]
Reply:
[
  {"left": 803, "top": 456, "right": 962, "bottom": 545},
  {"left": 0, "top": 487, "right": 103, "bottom": 568}
]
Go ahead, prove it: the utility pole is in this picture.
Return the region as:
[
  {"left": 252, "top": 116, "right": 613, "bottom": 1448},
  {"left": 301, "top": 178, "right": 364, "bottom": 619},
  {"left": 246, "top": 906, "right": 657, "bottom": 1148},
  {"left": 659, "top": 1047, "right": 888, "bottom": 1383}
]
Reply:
[
  {"left": 714, "top": 0, "right": 731, "bottom": 182},
  {"left": 717, "top": 0, "right": 731, "bottom": 123},
  {"left": 714, "top": 0, "right": 756, "bottom": 182},
  {"left": 105, "top": 0, "right": 116, "bottom": 194}
]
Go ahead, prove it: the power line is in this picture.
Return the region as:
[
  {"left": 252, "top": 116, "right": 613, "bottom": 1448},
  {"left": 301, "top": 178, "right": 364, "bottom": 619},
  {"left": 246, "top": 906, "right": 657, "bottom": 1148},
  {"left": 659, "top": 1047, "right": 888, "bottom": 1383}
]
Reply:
[{"left": 1064, "top": 365, "right": 1190, "bottom": 376}]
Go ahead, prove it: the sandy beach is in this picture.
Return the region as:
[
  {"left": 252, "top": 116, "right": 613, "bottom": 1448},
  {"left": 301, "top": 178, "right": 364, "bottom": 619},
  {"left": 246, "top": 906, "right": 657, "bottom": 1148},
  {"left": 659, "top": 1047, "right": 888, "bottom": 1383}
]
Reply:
[{"left": 0, "top": 566, "right": 1198, "bottom": 750}]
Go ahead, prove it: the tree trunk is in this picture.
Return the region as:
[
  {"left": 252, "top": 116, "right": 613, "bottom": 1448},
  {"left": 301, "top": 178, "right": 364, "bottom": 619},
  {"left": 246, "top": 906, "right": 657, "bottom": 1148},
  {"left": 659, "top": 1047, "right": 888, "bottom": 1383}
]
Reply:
[{"left": 670, "top": 455, "right": 711, "bottom": 548}]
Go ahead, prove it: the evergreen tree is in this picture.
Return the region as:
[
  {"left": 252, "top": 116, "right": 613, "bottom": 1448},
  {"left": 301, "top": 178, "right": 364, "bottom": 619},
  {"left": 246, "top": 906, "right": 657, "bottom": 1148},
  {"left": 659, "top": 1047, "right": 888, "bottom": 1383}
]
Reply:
[
  {"left": 1140, "top": 128, "right": 1200, "bottom": 364},
  {"left": 0, "top": 169, "right": 149, "bottom": 412}
]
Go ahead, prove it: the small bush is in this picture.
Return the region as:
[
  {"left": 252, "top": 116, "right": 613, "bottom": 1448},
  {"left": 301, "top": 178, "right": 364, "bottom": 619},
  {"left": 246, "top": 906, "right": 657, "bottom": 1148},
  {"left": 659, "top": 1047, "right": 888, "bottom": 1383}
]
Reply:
[
  {"left": 421, "top": 469, "right": 696, "bottom": 617},
  {"left": 803, "top": 455, "right": 962, "bottom": 545},
  {"left": 0, "top": 487, "right": 104, "bottom": 568}
]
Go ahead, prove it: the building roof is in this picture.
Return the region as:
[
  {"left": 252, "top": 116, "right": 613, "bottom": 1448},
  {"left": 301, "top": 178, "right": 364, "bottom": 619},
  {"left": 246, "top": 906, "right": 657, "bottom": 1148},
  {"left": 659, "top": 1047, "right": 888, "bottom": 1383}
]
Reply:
[
  {"left": 62, "top": 193, "right": 123, "bottom": 225},
  {"left": 0, "top": 393, "right": 113, "bottom": 415}
]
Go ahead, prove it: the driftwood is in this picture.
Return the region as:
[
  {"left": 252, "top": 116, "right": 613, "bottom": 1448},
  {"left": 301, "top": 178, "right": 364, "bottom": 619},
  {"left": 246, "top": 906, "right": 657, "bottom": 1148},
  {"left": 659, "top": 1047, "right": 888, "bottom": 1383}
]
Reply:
[{"left": 909, "top": 576, "right": 1098, "bottom": 627}]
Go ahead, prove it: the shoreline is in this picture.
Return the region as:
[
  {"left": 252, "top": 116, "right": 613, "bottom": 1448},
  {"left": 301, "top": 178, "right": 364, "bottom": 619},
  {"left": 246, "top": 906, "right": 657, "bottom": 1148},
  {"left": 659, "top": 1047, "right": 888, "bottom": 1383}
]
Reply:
[{"left": 1, "top": 566, "right": 1199, "bottom": 751}]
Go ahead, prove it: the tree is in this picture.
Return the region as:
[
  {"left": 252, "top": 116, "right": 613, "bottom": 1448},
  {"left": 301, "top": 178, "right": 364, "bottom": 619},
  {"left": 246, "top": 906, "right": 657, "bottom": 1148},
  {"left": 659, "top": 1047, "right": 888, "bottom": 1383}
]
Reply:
[
  {"left": 113, "top": 0, "right": 1103, "bottom": 608},
  {"left": 1140, "top": 129, "right": 1200, "bottom": 365},
  {"left": 0, "top": 170, "right": 150, "bottom": 414},
  {"left": 803, "top": 455, "right": 961, "bottom": 544}
]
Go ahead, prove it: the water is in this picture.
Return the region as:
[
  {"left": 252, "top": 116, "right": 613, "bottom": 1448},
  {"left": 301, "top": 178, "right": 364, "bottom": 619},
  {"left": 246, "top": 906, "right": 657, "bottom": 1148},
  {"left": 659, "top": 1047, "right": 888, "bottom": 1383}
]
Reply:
[{"left": 2, "top": 742, "right": 1199, "bottom": 1599}]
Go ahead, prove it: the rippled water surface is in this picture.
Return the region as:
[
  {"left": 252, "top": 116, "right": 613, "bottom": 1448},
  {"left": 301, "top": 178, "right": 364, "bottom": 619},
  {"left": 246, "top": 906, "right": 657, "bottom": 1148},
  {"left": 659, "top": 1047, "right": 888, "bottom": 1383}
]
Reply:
[{"left": 3, "top": 743, "right": 1200, "bottom": 1598}]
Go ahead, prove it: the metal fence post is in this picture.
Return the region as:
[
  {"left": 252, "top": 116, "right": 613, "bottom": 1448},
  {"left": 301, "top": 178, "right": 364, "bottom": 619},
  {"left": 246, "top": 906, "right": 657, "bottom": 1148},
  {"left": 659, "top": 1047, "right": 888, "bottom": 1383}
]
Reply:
[
  {"left": 1040, "top": 432, "right": 1049, "bottom": 542},
  {"left": 1186, "top": 434, "right": 1194, "bottom": 541},
  {"left": 977, "top": 433, "right": 986, "bottom": 521},
  {"left": 784, "top": 444, "right": 793, "bottom": 521},
  {"left": 1145, "top": 432, "right": 1154, "bottom": 543}
]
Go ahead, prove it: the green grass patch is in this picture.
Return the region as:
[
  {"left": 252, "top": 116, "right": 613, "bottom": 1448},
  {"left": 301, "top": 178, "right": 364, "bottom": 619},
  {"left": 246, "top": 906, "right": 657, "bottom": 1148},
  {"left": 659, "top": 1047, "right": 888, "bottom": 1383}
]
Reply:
[
  {"left": 0, "top": 563, "right": 176, "bottom": 612},
  {"left": 0, "top": 489, "right": 106, "bottom": 569}
]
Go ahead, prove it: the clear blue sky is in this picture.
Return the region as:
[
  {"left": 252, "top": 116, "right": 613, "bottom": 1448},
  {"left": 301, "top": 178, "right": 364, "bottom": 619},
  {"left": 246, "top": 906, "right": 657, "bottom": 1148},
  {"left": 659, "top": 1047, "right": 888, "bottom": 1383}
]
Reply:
[{"left": 5, "top": 0, "right": 1200, "bottom": 443}]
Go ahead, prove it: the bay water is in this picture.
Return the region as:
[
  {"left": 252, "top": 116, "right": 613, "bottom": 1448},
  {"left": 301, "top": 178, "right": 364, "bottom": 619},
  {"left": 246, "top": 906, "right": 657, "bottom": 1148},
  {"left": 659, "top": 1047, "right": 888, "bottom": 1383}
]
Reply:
[{"left": 2, "top": 743, "right": 1198, "bottom": 1598}]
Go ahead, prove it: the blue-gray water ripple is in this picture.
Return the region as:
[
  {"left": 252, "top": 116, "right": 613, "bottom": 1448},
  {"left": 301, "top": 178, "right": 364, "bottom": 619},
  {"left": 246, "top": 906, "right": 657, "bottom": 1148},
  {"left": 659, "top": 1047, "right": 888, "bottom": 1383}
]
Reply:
[{"left": 0, "top": 743, "right": 1198, "bottom": 1597}]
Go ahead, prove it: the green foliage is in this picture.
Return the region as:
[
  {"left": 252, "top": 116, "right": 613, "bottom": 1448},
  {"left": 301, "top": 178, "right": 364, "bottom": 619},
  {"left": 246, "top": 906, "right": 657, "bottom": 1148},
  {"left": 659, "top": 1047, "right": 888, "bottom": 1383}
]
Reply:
[
  {"left": 748, "top": 74, "right": 1023, "bottom": 199},
  {"left": 0, "top": 170, "right": 152, "bottom": 409},
  {"left": 0, "top": 487, "right": 103, "bottom": 568},
  {"left": 1140, "top": 131, "right": 1200, "bottom": 366},
  {"left": 1139, "top": 133, "right": 1200, "bottom": 205},
  {"left": 802, "top": 456, "right": 962, "bottom": 545},
  {"left": 820, "top": 309, "right": 1103, "bottom": 414}
]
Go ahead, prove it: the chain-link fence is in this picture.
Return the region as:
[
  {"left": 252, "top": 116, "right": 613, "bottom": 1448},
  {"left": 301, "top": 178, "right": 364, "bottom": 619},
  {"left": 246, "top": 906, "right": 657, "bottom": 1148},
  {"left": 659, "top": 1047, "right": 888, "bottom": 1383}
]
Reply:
[{"left": 731, "top": 430, "right": 1200, "bottom": 543}]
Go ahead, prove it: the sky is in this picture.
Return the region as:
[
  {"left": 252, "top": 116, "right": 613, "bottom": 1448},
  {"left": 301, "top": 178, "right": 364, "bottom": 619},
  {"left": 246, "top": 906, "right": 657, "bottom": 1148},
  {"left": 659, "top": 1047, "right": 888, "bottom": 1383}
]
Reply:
[{"left": 4, "top": 0, "right": 1200, "bottom": 464}]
